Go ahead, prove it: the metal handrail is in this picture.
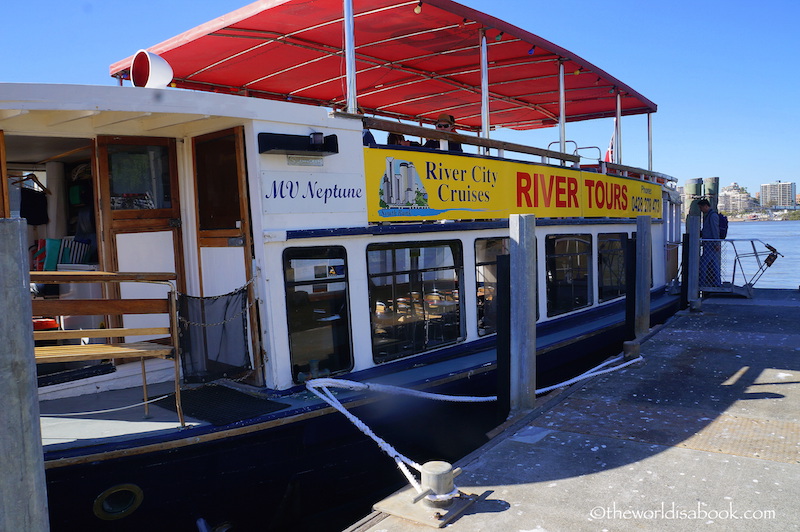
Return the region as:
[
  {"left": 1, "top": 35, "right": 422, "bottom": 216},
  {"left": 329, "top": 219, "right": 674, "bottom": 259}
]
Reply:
[{"left": 698, "top": 238, "right": 781, "bottom": 297}]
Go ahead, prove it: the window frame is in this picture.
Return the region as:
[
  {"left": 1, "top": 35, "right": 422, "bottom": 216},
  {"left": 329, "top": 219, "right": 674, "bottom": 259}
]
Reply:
[
  {"left": 545, "top": 233, "right": 593, "bottom": 317},
  {"left": 598, "top": 232, "right": 628, "bottom": 302},
  {"left": 475, "top": 237, "right": 510, "bottom": 336},
  {"left": 367, "top": 240, "right": 463, "bottom": 363},
  {"left": 282, "top": 246, "right": 353, "bottom": 382}
]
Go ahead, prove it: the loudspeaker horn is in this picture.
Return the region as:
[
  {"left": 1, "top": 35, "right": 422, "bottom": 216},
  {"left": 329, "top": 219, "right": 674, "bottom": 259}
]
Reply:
[{"left": 130, "top": 50, "right": 174, "bottom": 88}]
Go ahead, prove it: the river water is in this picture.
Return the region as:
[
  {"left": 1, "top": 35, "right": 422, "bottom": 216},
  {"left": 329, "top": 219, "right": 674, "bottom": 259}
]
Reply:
[{"left": 717, "top": 220, "right": 799, "bottom": 289}]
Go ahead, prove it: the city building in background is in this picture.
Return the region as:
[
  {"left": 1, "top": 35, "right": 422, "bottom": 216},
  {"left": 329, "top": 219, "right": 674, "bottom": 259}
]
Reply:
[
  {"left": 760, "top": 181, "right": 797, "bottom": 209},
  {"left": 719, "top": 182, "right": 758, "bottom": 213}
]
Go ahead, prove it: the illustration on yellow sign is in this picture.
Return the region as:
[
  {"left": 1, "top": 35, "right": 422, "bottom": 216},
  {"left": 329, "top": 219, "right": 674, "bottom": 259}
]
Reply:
[{"left": 364, "top": 148, "right": 662, "bottom": 222}]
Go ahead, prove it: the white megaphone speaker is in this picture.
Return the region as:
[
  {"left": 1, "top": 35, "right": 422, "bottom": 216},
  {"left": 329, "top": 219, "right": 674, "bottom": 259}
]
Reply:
[{"left": 130, "top": 49, "right": 174, "bottom": 88}]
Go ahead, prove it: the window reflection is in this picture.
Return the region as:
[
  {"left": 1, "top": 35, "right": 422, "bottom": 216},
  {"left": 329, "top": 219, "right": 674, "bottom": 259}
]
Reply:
[
  {"left": 598, "top": 233, "right": 627, "bottom": 302},
  {"left": 545, "top": 234, "right": 592, "bottom": 316},
  {"left": 368, "top": 241, "right": 462, "bottom": 363},
  {"left": 283, "top": 247, "right": 352, "bottom": 382},
  {"left": 108, "top": 144, "right": 172, "bottom": 210},
  {"left": 475, "top": 237, "right": 509, "bottom": 336}
]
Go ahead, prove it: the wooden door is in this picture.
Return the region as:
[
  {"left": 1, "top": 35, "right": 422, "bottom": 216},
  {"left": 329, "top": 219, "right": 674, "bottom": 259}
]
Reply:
[
  {"left": 192, "top": 127, "right": 262, "bottom": 383},
  {"left": 95, "top": 136, "right": 186, "bottom": 334}
]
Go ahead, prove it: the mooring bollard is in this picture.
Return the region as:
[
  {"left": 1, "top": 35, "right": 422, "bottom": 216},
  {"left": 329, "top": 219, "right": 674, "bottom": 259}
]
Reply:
[{"left": 419, "top": 461, "right": 461, "bottom": 508}]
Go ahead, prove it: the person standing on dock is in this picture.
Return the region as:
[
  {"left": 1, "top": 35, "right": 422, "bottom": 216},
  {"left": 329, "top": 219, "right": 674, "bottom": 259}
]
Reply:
[{"left": 698, "top": 198, "right": 721, "bottom": 287}]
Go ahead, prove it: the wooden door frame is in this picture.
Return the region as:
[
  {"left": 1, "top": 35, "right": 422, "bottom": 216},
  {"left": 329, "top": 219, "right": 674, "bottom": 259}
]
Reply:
[
  {"left": 95, "top": 135, "right": 186, "bottom": 293},
  {"left": 191, "top": 126, "right": 263, "bottom": 385}
]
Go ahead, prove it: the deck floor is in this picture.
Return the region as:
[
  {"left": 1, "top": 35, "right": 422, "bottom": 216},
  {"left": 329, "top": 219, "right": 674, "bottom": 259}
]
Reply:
[
  {"left": 39, "top": 381, "right": 198, "bottom": 449},
  {"left": 355, "top": 289, "right": 800, "bottom": 532}
]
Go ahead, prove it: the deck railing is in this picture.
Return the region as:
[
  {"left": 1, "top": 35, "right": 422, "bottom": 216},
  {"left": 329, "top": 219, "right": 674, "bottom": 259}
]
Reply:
[
  {"left": 338, "top": 112, "right": 678, "bottom": 184},
  {"left": 699, "top": 239, "right": 781, "bottom": 297},
  {"left": 30, "top": 271, "right": 184, "bottom": 425}
]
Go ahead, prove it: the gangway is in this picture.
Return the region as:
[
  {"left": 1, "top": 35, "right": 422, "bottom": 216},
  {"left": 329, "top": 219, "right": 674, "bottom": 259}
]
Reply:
[{"left": 699, "top": 239, "right": 782, "bottom": 297}]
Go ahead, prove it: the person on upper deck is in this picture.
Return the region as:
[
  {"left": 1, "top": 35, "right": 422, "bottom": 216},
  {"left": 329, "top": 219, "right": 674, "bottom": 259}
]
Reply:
[
  {"left": 424, "top": 113, "right": 462, "bottom": 152},
  {"left": 387, "top": 133, "right": 420, "bottom": 147}
]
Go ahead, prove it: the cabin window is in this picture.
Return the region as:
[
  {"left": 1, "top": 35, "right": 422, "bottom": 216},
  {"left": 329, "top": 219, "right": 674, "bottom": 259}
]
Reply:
[
  {"left": 283, "top": 247, "right": 352, "bottom": 382},
  {"left": 545, "top": 234, "right": 592, "bottom": 316},
  {"left": 194, "top": 131, "right": 242, "bottom": 231},
  {"left": 475, "top": 237, "right": 509, "bottom": 336},
  {"left": 367, "top": 241, "right": 462, "bottom": 363},
  {"left": 598, "top": 233, "right": 627, "bottom": 302},
  {"left": 107, "top": 144, "right": 172, "bottom": 210}
]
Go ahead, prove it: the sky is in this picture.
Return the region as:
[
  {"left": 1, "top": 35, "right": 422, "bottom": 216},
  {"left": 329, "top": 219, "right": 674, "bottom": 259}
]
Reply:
[{"left": 2, "top": 0, "right": 798, "bottom": 195}]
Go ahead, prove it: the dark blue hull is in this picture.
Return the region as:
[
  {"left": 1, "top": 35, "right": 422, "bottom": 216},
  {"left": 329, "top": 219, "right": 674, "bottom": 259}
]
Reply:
[{"left": 44, "top": 292, "right": 679, "bottom": 531}]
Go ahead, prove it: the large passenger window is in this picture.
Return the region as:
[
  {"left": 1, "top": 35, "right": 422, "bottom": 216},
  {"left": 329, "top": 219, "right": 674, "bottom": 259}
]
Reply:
[
  {"left": 283, "top": 247, "right": 352, "bottom": 382},
  {"left": 598, "top": 233, "right": 627, "bottom": 302},
  {"left": 475, "top": 237, "right": 509, "bottom": 336},
  {"left": 368, "top": 241, "right": 462, "bottom": 363},
  {"left": 545, "top": 234, "right": 592, "bottom": 316}
]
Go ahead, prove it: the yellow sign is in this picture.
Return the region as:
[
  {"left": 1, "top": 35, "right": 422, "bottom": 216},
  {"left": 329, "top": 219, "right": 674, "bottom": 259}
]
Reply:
[{"left": 364, "top": 148, "right": 662, "bottom": 221}]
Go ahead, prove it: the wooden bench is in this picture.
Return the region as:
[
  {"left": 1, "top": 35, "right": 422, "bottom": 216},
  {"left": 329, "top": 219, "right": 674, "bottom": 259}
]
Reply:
[{"left": 30, "top": 271, "right": 185, "bottom": 426}]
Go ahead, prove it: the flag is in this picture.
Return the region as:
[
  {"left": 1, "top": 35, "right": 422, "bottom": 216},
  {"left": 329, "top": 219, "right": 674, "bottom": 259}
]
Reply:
[{"left": 604, "top": 118, "right": 616, "bottom": 163}]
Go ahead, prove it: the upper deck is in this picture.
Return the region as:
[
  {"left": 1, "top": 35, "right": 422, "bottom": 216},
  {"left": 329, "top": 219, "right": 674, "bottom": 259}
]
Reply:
[{"left": 1, "top": 82, "right": 675, "bottom": 236}]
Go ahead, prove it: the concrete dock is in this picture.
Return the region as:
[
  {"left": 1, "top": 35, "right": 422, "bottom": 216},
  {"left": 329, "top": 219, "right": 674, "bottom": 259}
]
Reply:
[{"left": 351, "top": 289, "right": 800, "bottom": 531}]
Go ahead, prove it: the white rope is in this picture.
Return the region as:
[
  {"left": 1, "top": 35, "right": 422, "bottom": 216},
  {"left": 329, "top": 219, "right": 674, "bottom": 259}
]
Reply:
[
  {"left": 307, "top": 377, "right": 497, "bottom": 403},
  {"left": 306, "top": 353, "right": 643, "bottom": 495},
  {"left": 426, "top": 487, "right": 459, "bottom": 502},
  {"left": 307, "top": 382, "right": 422, "bottom": 470},
  {"left": 535, "top": 355, "right": 642, "bottom": 395},
  {"left": 41, "top": 394, "right": 172, "bottom": 417}
]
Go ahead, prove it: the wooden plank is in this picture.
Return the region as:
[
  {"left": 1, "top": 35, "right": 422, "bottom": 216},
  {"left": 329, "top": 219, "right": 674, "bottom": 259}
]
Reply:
[
  {"left": 33, "top": 298, "right": 168, "bottom": 316},
  {"left": 33, "top": 327, "right": 169, "bottom": 341},
  {"left": 30, "top": 271, "right": 177, "bottom": 284},
  {"left": 34, "top": 342, "right": 172, "bottom": 364}
]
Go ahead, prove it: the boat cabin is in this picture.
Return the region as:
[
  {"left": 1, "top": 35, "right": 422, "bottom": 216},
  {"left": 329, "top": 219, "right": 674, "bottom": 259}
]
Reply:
[
  {"left": 0, "top": 0, "right": 682, "bottom": 398},
  {"left": 2, "top": 82, "right": 680, "bottom": 396}
]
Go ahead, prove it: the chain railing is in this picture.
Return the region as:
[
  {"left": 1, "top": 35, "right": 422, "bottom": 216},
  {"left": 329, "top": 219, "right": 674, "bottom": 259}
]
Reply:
[{"left": 699, "top": 239, "right": 781, "bottom": 297}]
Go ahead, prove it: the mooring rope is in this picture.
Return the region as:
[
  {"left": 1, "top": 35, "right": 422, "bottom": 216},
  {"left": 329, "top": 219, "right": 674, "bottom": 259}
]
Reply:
[{"left": 306, "top": 353, "right": 645, "bottom": 497}]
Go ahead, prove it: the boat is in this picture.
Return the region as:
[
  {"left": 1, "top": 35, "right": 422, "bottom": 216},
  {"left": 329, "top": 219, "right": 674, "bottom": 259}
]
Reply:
[{"left": 1, "top": 1, "right": 683, "bottom": 529}]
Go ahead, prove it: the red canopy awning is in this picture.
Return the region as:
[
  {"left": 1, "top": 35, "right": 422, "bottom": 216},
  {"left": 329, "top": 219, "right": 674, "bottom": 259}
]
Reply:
[{"left": 109, "top": 0, "right": 656, "bottom": 131}]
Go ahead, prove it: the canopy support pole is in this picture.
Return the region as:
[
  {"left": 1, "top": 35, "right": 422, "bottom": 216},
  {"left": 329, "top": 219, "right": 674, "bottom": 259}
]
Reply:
[
  {"left": 480, "top": 30, "right": 490, "bottom": 154},
  {"left": 558, "top": 60, "right": 566, "bottom": 154},
  {"left": 343, "top": 0, "right": 358, "bottom": 114},
  {"left": 615, "top": 91, "right": 622, "bottom": 165},
  {"left": 647, "top": 112, "right": 653, "bottom": 172}
]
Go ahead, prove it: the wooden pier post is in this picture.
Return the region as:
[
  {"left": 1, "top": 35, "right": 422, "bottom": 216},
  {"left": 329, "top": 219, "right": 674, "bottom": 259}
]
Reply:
[
  {"left": 495, "top": 254, "right": 511, "bottom": 423},
  {"left": 634, "top": 215, "right": 652, "bottom": 338},
  {"left": 624, "top": 216, "right": 653, "bottom": 359},
  {"left": 509, "top": 214, "right": 537, "bottom": 411},
  {"left": 0, "top": 219, "right": 50, "bottom": 531},
  {"left": 686, "top": 215, "right": 701, "bottom": 311}
]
